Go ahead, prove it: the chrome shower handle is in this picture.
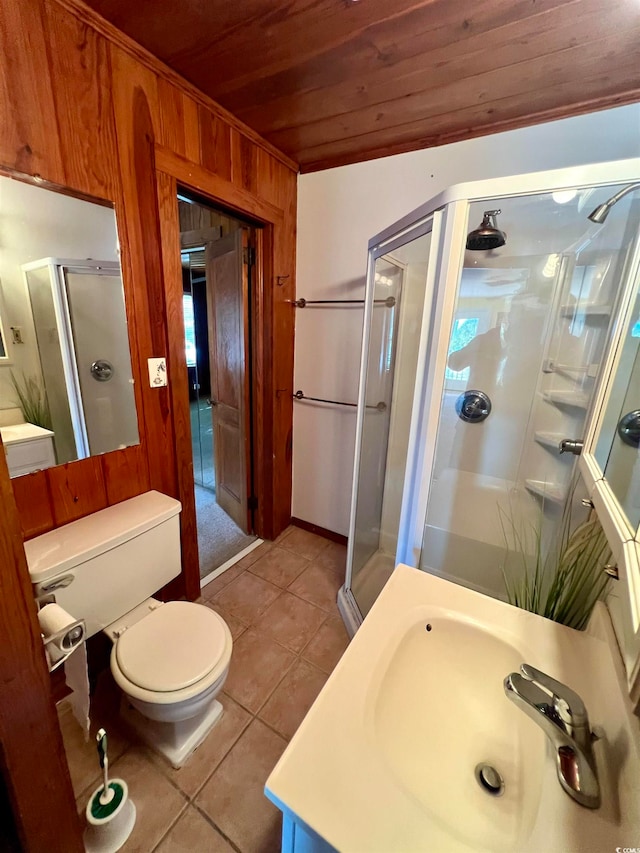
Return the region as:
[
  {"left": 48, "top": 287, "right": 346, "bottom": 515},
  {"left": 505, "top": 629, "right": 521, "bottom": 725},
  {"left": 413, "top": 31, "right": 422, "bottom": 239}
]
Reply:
[{"left": 558, "top": 438, "right": 584, "bottom": 455}]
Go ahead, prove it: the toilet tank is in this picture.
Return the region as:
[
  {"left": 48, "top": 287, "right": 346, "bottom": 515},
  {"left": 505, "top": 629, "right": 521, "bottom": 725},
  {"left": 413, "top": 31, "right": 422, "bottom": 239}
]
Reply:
[{"left": 25, "top": 491, "right": 182, "bottom": 638}]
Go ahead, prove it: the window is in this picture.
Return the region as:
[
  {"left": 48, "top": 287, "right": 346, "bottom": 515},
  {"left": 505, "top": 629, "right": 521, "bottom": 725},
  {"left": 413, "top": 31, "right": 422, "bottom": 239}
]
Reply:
[
  {"left": 445, "top": 317, "right": 479, "bottom": 383},
  {"left": 183, "top": 293, "right": 197, "bottom": 367}
]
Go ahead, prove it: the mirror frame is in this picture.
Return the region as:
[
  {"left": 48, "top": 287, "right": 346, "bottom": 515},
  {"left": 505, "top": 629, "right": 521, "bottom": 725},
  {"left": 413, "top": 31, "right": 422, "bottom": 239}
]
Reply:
[
  {"left": 0, "top": 283, "right": 12, "bottom": 364},
  {"left": 580, "top": 226, "right": 640, "bottom": 701}
]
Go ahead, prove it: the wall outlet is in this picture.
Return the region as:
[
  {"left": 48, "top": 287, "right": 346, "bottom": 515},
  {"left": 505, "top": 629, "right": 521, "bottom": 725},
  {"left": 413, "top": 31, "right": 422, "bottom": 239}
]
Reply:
[
  {"left": 10, "top": 327, "right": 23, "bottom": 344},
  {"left": 148, "top": 357, "right": 167, "bottom": 387}
]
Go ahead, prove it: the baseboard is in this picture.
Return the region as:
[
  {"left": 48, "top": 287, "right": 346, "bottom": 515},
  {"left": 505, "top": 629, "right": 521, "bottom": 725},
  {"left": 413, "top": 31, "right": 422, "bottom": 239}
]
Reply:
[{"left": 291, "top": 517, "right": 348, "bottom": 546}]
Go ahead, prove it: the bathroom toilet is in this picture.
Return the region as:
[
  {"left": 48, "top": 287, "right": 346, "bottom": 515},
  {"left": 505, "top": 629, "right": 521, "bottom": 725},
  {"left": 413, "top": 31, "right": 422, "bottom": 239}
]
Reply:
[
  {"left": 25, "top": 490, "right": 232, "bottom": 768},
  {"left": 107, "top": 598, "right": 232, "bottom": 767}
]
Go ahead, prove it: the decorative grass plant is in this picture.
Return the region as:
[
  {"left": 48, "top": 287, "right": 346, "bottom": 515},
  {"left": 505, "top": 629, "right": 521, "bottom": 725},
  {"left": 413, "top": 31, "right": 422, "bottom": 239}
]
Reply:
[
  {"left": 500, "top": 484, "right": 611, "bottom": 630},
  {"left": 11, "top": 371, "right": 52, "bottom": 430}
]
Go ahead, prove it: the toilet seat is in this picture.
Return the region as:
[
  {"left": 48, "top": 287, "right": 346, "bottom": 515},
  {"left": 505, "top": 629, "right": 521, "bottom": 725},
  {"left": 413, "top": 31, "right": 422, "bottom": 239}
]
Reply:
[{"left": 110, "top": 601, "right": 232, "bottom": 705}]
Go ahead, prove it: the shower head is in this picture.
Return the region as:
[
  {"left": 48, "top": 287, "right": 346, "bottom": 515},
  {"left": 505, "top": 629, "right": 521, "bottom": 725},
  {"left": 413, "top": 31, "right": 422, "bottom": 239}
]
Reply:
[
  {"left": 588, "top": 182, "right": 640, "bottom": 224},
  {"left": 466, "top": 210, "right": 506, "bottom": 251}
]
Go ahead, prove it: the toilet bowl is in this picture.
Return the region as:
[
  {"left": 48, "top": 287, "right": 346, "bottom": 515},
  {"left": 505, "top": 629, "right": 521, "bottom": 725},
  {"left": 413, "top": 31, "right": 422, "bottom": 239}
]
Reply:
[{"left": 107, "top": 599, "right": 233, "bottom": 767}]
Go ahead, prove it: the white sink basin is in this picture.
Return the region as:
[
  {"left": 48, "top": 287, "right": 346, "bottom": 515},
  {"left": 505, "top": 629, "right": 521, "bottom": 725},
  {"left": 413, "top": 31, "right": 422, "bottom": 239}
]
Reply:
[
  {"left": 266, "top": 566, "right": 640, "bottom": 852},
  {"left": 371, "top": 613, "right": 544, "bottom": 850}
]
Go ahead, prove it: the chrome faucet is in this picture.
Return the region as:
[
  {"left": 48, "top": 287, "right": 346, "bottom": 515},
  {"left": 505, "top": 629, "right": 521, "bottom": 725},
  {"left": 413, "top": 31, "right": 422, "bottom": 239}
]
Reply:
[{"left": 504, "top": 663, "right": 600, "bottom": 809}]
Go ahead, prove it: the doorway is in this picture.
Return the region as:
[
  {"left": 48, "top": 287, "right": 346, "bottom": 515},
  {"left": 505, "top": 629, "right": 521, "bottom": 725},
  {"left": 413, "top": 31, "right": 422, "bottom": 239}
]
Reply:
[{"left": 179, "top": 192, "right": 259, "bottom": 584}]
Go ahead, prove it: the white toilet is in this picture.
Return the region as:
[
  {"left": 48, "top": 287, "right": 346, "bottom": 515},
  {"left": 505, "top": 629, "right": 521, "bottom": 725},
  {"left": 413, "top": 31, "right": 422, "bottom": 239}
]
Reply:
[{"left": 26, "top": 490, "right": 232, "bottom": 768}]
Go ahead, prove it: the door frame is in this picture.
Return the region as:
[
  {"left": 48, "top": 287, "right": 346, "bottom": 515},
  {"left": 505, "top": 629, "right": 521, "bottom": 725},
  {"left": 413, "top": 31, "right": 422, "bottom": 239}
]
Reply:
[{"left": 155, "top": 148, "right": 288, "bottom": 597}]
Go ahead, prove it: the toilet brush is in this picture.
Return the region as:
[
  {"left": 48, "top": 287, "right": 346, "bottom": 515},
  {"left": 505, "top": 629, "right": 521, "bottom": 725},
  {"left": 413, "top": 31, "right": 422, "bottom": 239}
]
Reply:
[{"left": 84, "top": 729, "right": 136, "bottom": 853}]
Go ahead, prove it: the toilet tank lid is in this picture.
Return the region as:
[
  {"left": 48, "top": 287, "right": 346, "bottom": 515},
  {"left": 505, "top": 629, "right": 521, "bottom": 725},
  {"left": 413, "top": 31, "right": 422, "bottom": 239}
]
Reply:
[{"left": 25, "top": 491, "right": 182, "bottom": 584}]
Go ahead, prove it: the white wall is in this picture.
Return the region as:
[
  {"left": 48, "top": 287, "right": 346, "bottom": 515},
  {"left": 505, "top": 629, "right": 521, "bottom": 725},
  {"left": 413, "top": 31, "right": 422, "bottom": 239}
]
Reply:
[{"left": 294, "top": 103, "right": 640, "bottom": 535}]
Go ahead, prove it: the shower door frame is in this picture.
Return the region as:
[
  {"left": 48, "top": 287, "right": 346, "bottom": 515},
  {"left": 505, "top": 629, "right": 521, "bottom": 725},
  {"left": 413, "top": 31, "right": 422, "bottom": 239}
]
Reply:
[
  {"left": 342, "top": 156, "right": 640, "bottom": 632},
  {"left": 340, "top": 210, "right": 444, "bottom": 633}
]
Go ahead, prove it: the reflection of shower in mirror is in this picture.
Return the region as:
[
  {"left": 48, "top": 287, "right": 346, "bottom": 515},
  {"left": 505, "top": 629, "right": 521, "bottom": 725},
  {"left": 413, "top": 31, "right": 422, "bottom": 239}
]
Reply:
[
  {"left": 0, "top": 174, "right": 139, "bottom": 477},
  {"left": 22, "top": 258, "right": 139, "bottom": 464}
]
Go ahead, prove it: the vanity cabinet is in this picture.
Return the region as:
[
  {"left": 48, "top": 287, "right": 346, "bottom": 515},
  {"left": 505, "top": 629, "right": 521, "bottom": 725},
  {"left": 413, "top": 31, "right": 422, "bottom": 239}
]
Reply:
[
  {"left": 1, "top": 424, "right": 55, "bottom": 478},
  {"left": 280, "top": 813, "right": 335, "bottom": 853}
]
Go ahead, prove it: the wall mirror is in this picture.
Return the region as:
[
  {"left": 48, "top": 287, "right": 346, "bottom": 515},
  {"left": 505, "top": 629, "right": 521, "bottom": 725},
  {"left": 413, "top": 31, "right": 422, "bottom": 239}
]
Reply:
[
  {"left": 0, "top": 174, "right": 139, "bottom": 478},
  {"left": 594, "top": 289, "right": 640, "bottom": 528},
  {"left": 580, "top": 196, "right": 640, "bottom": 703}
]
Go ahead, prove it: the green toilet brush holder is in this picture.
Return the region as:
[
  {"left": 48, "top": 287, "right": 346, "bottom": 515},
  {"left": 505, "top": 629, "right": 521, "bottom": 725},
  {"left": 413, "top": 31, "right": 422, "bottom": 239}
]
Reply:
[{"left": 83, "top": 729, "right": 136, "bottom": 853}]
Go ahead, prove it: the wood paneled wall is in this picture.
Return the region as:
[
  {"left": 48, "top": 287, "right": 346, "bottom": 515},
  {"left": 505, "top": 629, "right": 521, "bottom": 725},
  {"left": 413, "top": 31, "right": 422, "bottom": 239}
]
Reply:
[
  {"left": 0, "top": 442, "right": 83, "bottom": 849},
  {"left": 0, "top": 0, "right": 297, "bottom": 596}
]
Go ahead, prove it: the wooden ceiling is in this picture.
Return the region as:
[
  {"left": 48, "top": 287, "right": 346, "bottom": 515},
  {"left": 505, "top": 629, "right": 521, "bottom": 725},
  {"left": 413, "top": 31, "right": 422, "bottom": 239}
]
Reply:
[{"left": 82, "top": 0, "right": 640, "bottom": 172}]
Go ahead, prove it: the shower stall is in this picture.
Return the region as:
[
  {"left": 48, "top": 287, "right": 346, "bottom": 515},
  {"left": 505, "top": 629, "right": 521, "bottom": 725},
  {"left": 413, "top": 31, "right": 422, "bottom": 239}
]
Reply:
[
  {"left": 22, "top": 258, "right": 138, "bottom": 464},
  {"left": 340, "top": 158, "right": 640, "bottom": 632}
]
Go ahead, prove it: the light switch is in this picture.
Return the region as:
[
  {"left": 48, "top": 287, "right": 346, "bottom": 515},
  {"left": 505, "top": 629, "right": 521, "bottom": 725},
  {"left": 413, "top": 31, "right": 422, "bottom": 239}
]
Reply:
[{"left": 148, "top": 357, "right": 167, "bottom": 387}]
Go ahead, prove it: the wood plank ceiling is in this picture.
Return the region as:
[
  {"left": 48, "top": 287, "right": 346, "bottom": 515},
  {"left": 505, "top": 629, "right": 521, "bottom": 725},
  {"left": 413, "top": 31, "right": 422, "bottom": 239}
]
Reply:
[{"left": 81, "top": 0, "right": 640, "bottom": 172}]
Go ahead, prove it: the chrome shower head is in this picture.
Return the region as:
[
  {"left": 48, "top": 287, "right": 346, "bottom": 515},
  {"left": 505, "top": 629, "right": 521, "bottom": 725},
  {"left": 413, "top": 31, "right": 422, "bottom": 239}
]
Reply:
[
  {"left": 466, "top": 210, "right": 506, "bottom": 251},
  {"left": 587, "top": 202, "right": 612, "bottom": 224},
  {"left": 588, "top": 182, "right": 640, "bottom": 224}
]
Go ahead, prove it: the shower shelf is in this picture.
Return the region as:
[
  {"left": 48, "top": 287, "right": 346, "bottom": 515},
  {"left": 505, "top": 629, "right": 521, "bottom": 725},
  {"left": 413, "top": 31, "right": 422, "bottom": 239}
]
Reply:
[
  {"left": 560, "top": 303, "right": 612, "bottom": 318},
  {"left": 542, "top": 390, "right": 590, "bottom": 409},
  {"left": 525, "top": 479, "right": 567, "bottom": 505},
  {"left": 541, "top": 359, "right": 598, "bottom": 378},
  {"left": 534, "top": 431, "right": 565, "bottom": 452},
  {"left": 553, "top": 364, "right": 598, "bottom": 379}
]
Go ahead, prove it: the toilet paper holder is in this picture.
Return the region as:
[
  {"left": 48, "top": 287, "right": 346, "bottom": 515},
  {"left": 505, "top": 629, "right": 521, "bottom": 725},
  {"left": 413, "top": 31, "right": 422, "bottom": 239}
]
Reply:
[{"left": 35, "top": 596, "right": 86, "bottom": 673}]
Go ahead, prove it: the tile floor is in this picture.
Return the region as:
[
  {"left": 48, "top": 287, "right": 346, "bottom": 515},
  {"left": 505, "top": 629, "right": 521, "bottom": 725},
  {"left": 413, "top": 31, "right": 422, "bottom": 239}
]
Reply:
[{"left": 59, "top": 526, "right": 350, "bottom": 853}]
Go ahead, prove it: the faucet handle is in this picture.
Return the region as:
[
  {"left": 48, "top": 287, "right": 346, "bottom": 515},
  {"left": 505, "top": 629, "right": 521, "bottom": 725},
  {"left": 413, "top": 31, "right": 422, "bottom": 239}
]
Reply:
[{"left": 520, "top": 664, "right": 588, "bottom": 728}]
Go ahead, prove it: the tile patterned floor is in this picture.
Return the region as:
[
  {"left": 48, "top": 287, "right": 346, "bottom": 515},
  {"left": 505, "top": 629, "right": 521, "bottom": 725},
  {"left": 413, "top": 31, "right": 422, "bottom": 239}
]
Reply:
[{"left": 60, "top": 526, "right": 350, "bottom": 853}]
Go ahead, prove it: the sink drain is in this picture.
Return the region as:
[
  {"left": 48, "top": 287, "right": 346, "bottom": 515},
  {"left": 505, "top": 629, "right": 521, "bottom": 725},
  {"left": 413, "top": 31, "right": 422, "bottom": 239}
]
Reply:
[{"left": 474, "top": 763, "right": 505, "bottom": 797}]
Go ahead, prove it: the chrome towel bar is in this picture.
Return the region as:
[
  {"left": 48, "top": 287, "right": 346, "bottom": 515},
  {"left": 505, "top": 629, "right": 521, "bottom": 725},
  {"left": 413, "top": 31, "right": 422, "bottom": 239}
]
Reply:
[
  {"left": 288, "top": 297, "right": 396, "bottom": 308},
  {"left": 293, "top": 390, "right": 386, "bottom": 411}
]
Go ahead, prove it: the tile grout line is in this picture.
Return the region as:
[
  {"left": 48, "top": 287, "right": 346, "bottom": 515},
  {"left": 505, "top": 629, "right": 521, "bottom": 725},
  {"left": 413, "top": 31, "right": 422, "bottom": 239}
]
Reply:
[
  {"left": 213, "top": 559, "right": 345, "bottom": 617},
  {"left": 199, "top": 529, "right": 336, "bottom": 599},
  {"left": 213, "top": 597, "right": 334, "bottom": 741},
  {"left": 190, "top": 801, "right": 245, "bottom": 853},
  {"left": 208, "top": 550, "right": 346, "bottom": 727},
  {"left": 186, "top": 706, "right": 253, "bottom": 802},
  {"left": 148, "top": 799, "right": 190, "bottom": 853}
]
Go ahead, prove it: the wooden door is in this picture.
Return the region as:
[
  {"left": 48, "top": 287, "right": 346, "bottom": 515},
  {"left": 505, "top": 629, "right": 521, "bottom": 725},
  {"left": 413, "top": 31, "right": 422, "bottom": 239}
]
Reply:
[{"left": 205, "top": 230, "right": 252, "bottom": 532}]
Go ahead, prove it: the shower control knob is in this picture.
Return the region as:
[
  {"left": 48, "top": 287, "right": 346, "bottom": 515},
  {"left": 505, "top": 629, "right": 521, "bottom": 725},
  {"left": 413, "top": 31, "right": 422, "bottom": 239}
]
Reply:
[
  {"left": 456, "top": 390, "right": 491, "bottom": 423},
  {"left": 90, "top": 359, "right": 114, "bottom": 382}
]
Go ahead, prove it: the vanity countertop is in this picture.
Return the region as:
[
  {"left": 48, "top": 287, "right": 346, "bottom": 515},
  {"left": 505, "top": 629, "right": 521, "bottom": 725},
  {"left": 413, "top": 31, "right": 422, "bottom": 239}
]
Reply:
[
  {"left": 265, "top": 565, "right": 640, "bottom": 852},
  {"left": 0, "top": 423, "right": 54, "bottom": 445}
]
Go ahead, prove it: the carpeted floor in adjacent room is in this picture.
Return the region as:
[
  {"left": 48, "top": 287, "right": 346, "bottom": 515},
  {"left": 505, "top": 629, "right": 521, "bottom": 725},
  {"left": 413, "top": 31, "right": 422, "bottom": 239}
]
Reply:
[{"left": 195, "top": 485, "right": 256, "bottom": 579}]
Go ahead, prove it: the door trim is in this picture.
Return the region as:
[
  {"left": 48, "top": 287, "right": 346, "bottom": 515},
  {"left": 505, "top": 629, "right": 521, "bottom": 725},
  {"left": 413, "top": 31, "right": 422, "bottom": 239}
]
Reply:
[{"left": 156, "top": 159, "right": 288, "bottom": 598}]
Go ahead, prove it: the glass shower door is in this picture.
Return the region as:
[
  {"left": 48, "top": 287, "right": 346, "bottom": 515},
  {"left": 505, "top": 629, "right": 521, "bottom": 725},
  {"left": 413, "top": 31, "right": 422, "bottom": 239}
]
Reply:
[{"left": 348, "top": 221, "right": 435, "bottom": 617}]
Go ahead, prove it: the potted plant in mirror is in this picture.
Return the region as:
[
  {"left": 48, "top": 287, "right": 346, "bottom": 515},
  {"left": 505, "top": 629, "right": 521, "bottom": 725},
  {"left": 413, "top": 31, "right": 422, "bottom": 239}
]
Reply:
[{"left": 11, "top": 371, "right": 52, "bottom": 431}]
